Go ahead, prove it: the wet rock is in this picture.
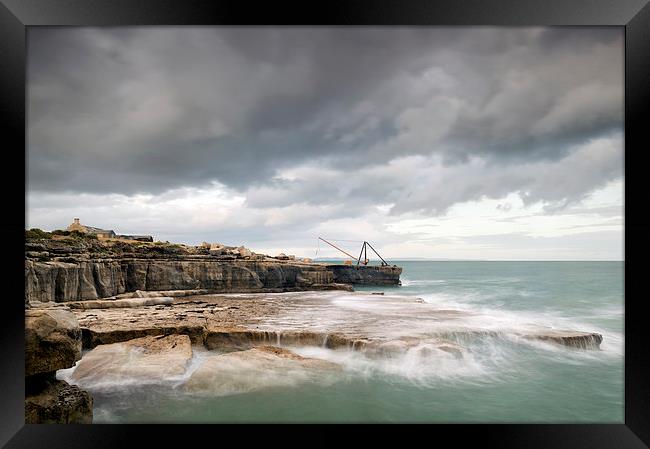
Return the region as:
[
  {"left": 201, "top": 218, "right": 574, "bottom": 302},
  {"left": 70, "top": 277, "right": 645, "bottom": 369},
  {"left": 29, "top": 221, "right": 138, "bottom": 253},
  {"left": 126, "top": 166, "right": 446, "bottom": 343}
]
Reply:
[
  {"left": 184, "top": 346, "right": 340, "bottom": 395},
  {"left": 70, "top": 335, "right": 193, "bottom": 385},
  {"left": 203, "top": 327, "right": 371, "bottom": 351},
  {"left": 311, "top": 283, "right": 354, "bottom": 292},
  {"left": 72, "top": 292, "right": 605, "bottom": 356},
  {"left": 520, "top": 330, "right": 603, "bottom": 349},
  {"left": 324, "top": 333, "right": 369, "bottom": 349},
  {"left": 433, "top": 342, "right": 465, "bottom": 358},
  {"left": 81, "top": 325, "right": 207, "bottom": 349},
  {"left": 204, "top": 327, "right": 280, "bottom": 350},
  {"left": 25, "top": 377, "right": 92, "bottom": 424},
  {"left": 355, "top": 337, "right": 465, "bottom": 359}
]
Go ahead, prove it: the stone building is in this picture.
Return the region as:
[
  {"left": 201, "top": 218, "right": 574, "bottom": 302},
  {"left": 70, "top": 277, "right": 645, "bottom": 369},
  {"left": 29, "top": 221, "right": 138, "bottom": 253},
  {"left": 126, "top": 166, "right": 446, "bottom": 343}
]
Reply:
[
  {"left": 66, "top": 218, "right": 116, "bottom": 239},
  {"left": 66, "top": 218, "right": 153, "bottom": 242}
]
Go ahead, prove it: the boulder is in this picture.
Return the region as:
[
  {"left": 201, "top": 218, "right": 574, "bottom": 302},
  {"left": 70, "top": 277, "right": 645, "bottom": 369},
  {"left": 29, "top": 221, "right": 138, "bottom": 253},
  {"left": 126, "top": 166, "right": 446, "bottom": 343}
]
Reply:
[
  {"left": 25, "top": 308, "right": 82, "bottom": 376},
  {"left": 25, "top": 378, "right": 92, "bottom": 424},
  {"left": 208, "top": 244, "right": 225, "bottom": 255},
  {"left": 237, "top": 246, "right": 252, "bottom": 258},
  {"left": 25, "top": 305, "right": 93, "bottom": 423}
]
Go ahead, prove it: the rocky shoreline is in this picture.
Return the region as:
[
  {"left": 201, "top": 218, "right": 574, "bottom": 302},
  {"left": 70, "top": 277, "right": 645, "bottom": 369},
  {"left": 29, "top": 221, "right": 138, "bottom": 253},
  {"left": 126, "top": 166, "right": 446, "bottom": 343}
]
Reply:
[
  {"left": 68, "top": 291, "right": 604, "bottom": 352},
  {"left": 24, "top": 235, "right": 604, "bottom": 424},
  {"left": 24, "top": 234, "right": 402, "bottom": 423},
  {"left": 27, "top": 289, "right": 603, "bottom": 424}
]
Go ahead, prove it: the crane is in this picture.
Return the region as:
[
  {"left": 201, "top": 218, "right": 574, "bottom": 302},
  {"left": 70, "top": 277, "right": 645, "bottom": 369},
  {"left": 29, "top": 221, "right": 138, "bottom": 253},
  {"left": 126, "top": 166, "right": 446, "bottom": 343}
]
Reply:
[{"left": 317, "top": 237, "right": 389, "bottom": 267}]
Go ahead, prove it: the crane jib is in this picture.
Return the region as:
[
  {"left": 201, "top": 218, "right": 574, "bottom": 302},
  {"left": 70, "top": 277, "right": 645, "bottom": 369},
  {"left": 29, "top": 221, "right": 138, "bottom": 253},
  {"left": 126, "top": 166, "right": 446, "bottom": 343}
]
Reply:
[
  {"left": 318, "top": 237, "right": 358, "bottom": 260},
  {"left": 317, "top": 237, "right": 389, "bottom": 267}
]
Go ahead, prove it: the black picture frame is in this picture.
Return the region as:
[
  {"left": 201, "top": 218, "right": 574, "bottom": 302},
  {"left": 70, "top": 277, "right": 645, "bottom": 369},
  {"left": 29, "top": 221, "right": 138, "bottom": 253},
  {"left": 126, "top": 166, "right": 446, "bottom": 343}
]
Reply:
[{"left": 2, "top": 0, "right": 649, "bottom": 447}]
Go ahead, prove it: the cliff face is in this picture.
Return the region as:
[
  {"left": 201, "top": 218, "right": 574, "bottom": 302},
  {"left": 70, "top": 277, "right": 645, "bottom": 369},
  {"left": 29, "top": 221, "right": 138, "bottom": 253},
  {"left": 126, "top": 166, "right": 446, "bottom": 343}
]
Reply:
[
  {"left": 328, "top": 264, "right": 403, "bottom": 285},
  {"left": 25, "top": 237, "right": 402, "bottom": 303},
  {"left": 25, "top": 259, "right": 338, "bottom": 303}
]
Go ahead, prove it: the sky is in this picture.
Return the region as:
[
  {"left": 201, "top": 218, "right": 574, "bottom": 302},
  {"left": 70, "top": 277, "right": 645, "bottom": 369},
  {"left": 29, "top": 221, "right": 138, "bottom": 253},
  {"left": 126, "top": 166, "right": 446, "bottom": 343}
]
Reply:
[{"left": 26, "top": 27, "right": 624, "bottom": 260}]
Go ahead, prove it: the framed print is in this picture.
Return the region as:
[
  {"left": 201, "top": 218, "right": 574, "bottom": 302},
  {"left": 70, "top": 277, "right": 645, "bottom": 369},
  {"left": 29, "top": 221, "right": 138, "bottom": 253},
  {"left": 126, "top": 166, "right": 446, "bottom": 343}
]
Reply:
[{"left": 2, "top": 0, "right": 649, "bottom": 447}]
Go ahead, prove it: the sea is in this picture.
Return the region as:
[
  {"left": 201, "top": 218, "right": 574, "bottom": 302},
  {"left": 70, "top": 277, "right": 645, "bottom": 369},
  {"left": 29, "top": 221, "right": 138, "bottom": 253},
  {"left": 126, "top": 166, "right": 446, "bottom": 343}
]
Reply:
[{"left": 57, "top": 261, "right": 624, "bottom": 423}]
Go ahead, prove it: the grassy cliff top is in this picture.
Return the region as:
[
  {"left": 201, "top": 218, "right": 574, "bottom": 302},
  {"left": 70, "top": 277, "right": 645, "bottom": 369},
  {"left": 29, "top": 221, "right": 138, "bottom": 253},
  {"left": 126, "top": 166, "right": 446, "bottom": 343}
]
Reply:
[{"left": 24, "top": 228, "right": 299, "bottom": 263}]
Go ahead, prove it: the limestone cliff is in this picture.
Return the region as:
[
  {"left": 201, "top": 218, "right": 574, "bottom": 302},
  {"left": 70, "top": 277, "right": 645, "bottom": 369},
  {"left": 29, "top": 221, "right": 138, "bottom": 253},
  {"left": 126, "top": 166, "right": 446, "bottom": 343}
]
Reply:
[
  {"left": 328, "top": 264, "right": 404, "bottom": 285},
  {"left": 25, "top": 236, "right": 402, "bottom": 303}
]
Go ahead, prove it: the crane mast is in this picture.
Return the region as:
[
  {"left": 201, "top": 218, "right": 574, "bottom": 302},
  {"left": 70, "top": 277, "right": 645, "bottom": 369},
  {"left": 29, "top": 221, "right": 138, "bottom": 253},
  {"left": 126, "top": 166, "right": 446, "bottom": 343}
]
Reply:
[{"left": 317, "top": 237, "right": 389, "bottom": 267}]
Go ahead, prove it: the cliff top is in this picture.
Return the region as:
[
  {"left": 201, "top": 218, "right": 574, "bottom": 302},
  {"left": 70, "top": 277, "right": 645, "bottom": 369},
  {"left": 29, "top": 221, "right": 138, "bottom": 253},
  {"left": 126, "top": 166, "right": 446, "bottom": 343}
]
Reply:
[{"left": 25, "top": 228, "right": 308, "bottom": 264}]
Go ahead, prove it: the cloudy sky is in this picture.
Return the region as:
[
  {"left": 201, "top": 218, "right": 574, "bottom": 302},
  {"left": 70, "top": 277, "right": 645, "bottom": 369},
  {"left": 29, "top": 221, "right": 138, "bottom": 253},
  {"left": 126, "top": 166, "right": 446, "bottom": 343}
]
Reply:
[{"left": 27, "top": 27, "right": 623, "bottom": 260}]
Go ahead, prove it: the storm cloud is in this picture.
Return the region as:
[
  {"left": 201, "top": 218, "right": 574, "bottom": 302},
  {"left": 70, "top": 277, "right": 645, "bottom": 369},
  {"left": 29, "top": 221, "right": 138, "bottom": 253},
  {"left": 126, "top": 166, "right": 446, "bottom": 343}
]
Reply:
[{"left": 27, "top": 27, "right": 623, "bottom": 259}]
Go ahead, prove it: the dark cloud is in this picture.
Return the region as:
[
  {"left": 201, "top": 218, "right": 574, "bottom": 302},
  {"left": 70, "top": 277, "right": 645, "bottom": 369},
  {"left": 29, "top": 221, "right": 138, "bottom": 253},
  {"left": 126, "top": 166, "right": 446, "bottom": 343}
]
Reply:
[{"left": 28, "top": 27, "right": 623, "bottom": 215}]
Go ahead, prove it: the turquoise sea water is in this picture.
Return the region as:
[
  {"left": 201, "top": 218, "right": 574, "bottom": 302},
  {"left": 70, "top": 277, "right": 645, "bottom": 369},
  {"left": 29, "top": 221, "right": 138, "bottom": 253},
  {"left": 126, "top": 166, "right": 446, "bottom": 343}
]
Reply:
[{"left": 59, "top": 261, "right": 624, "bottom": 423}]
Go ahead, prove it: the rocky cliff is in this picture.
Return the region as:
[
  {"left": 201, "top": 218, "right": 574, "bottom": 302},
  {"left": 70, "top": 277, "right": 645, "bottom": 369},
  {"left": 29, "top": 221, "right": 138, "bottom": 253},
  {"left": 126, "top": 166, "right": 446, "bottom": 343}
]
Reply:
[
  {"left": 25, "top": 259, "right": 341, "bottom": 303},
  {"left": 25, "top": 236, "right": 402, "bottom": 303},
  {"left": 328, "top": 264, "right": 403, "bottom": 285},
  {"left": 25, "top": 304, "right": 93, "bottom": 423}
]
